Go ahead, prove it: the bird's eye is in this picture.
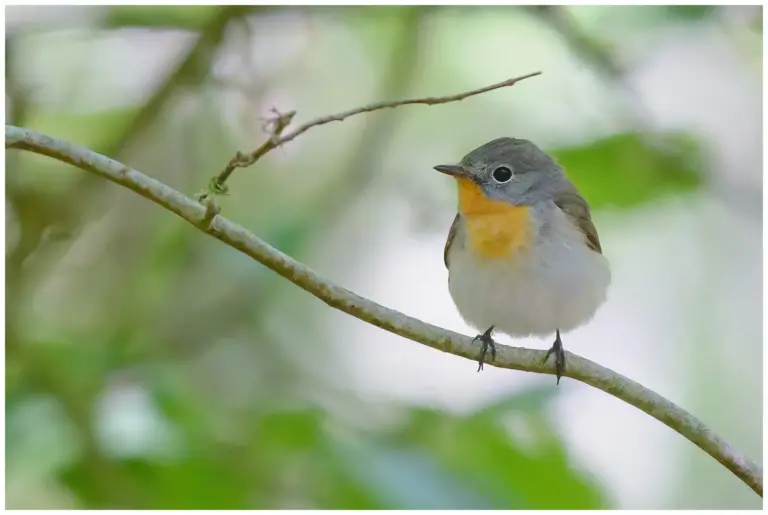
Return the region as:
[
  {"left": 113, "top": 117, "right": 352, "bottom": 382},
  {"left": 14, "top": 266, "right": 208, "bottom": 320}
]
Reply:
[{"left": 492, "top": 166, "right": 513, "bottom": 183}]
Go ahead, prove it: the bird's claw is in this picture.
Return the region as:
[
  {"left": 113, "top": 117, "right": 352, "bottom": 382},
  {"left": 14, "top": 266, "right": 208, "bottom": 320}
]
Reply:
[
  {"left": 543, "top": 330, "right": 566, "bottom": 385},
  {"left": 473, "top": 325, "right": 497, "bottom": 372}
]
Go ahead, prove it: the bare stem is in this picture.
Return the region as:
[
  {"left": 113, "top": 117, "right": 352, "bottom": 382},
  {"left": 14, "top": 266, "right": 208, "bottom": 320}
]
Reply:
[
  {"left": 205, "top": 71, "right": 542, "bottom": 197},
  {"left": 6, "top": 124, "right": 763, "bottom": 499}
]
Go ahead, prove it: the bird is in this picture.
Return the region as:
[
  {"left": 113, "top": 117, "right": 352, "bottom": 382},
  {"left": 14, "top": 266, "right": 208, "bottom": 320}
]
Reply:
[{"left": 433, "top": 137, "right": 611, "bottom": 384}]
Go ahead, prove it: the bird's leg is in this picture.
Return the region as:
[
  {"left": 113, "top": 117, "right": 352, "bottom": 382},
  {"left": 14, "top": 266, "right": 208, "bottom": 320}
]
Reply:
[
  {"left": 473, "top": 325, "right": 497, "bottom": 372},
  {"left": 543, "top": 329, "right": 566, "bottom": 384}
]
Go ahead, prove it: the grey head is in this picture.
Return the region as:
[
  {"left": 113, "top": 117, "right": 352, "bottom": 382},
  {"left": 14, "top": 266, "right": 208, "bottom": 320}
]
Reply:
[{"left": 433, "top": 137, "right": 568, "bottom": 205}]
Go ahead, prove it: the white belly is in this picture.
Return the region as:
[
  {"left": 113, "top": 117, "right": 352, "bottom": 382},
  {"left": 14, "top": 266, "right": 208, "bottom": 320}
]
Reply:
[{"left": 447, "top": 211, "right": 611, "bottom": 338}]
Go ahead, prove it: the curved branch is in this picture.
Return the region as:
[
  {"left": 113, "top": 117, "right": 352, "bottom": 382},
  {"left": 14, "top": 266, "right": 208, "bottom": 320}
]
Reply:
[{"left": 5, "top": 125, "right": 762, "bottom": 498}]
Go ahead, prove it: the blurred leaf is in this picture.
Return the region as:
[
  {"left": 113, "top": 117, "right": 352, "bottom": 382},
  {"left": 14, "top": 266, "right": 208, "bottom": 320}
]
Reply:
[
  {"left": 252, "top": 408, "right": 325, "bottom": 453},
  {"left": 7, "top": 396, "right": 83, "bottom": 479},
  {"left": 569, "top": 5, "right": 719, "bottom": 29},
  {"left": 148, "top": 365, "right": 213, "bottom": 446},
  {"left": 327, "top": 438, "right": 497, "bottom": 509},
  {"left": 105, "top": 6, "right": 226, "bottom": 31},
  {"left": 61, "top": 453, "right": 251, "bottom": 509},
  {"left": 17, "top": 340, "right": 110, "bottom": 402},
  {"left": 243, "top": 409, "right": 331, "bottom": 508},
  {"left": 664, "top": 6, "right": 718, "bottom": 20},
  {"left": 551, "top": 132, "right": 703, "bottom": 209},
  {"left": 389, "top": 396, "right": 608, "bottom": 509},
  {"left": 120, "top": 456, "right": 250, "bottom": 509}
]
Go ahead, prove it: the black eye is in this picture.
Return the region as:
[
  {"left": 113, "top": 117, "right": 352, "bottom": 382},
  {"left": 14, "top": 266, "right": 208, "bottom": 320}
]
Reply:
[{"left": 492, "top": 166, "right": 513, "bottom": 183}]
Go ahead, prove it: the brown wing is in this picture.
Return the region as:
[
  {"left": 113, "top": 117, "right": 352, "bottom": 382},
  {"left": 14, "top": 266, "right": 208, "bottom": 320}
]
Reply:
[
  {"left": 443, "top": 213, "right": 461, "bottom": 268},
  {"left": 554, "top": 186, "right": 602, "bottom": 254}
]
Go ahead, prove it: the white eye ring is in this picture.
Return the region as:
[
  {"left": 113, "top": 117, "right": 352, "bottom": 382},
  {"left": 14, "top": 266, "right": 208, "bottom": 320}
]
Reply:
[{"left": 492, "top": 166, "right": 513, "bottom": 183}]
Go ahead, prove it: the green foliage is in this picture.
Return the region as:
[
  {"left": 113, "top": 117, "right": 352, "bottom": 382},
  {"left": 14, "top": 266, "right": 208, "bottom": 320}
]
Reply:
[
  {"left": 571, "top": 5, "right": 719, "bottom": 29},
  {"left": 663, "top": 6, "right": 718, "bottom": 20},
  {"left": 105, "top": 6, "right": 224, "bottom": 30},
  {"left": 387, "top": 388, "right": 607, "bottom": 509},
  {"left": 551, "top": 132, "right": 703, "bottom": 209},
  {"left": 33, "top": 386, "right": 608, "bottom": 508}
]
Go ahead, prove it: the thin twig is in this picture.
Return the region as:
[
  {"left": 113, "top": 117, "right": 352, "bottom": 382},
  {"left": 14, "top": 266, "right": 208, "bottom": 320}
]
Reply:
[
  {"left": 6, "top": 125, "right": 762, "bottom": 499},
  {"left": 206, "top": 71, "right": 542, "bottom": 197},
  {"left": 206, "top": 109, "right": 295, "bottom": 197}
]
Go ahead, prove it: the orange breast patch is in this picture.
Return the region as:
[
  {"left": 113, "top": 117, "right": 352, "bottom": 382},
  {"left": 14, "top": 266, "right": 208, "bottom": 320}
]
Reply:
[{"left": 456, "top": 178, "right": 532, "bottom": 260}]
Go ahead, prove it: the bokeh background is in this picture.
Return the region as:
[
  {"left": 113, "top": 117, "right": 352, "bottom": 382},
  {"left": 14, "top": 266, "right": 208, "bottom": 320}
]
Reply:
[{"left": 5, "top": 5, "right": 762, "bottom": 510}]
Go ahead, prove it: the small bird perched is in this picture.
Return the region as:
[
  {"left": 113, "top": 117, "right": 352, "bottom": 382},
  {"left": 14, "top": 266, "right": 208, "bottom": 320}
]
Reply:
[{"left": 434, "top": 138, "right": 611, "bottom": 383}]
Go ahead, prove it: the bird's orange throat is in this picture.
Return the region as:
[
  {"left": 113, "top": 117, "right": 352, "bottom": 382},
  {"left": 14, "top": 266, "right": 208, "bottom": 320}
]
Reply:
[{"left": 455, "top": 178, "right": 532, "bottom": 259}]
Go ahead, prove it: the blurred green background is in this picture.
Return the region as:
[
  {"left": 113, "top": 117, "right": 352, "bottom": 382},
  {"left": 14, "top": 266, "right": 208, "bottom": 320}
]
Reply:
[{"left": 5, "top": 5, "right": 762, "bottom": 509}]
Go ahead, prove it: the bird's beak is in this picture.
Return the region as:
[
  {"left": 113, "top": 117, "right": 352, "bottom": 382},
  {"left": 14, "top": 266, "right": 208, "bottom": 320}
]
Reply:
[{"left": 433, "top": 164, "right": 471, "bottom": 178}]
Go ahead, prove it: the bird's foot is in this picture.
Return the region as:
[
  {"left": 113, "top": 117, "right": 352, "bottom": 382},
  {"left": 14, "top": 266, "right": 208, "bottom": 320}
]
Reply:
[
  {"left": 543, "top": 329, "right": 566, "bottom": 385},
  {"left": 473, "top": 325, "right": 497, "bottom": 372}
]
